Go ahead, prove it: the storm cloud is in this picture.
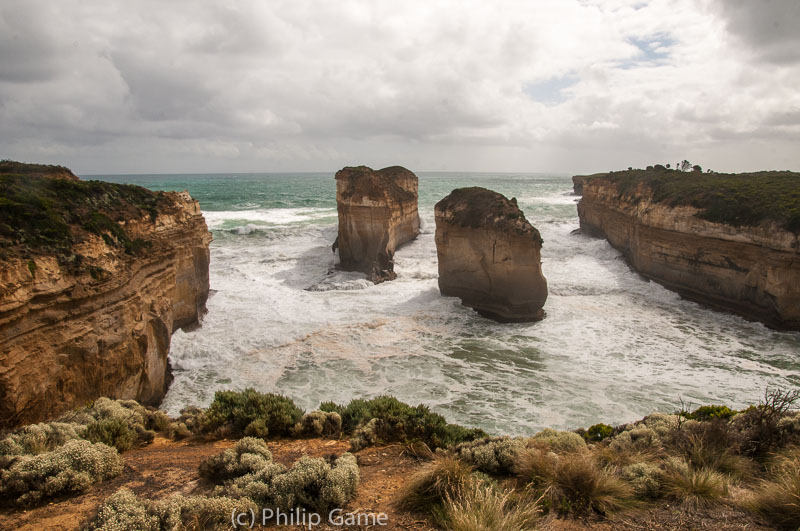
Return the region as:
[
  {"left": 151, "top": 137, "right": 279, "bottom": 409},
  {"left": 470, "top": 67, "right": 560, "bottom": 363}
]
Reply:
[{"left": 0, "top": 0, "right": 798, "bottom": 173}]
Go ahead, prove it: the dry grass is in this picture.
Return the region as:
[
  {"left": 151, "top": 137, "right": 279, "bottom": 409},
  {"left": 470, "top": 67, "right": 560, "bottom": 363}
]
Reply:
[
  {"left": 545, "top": 455, "right": 635, "bottom": 517},
  {"left": 396, "top": 456, "right": 474, "bottom": 516},
  {"left": 444, "top": 483, "right": 542, "bottom": 531},
  {"left": 662, "top": 459, "right": 728, "bottom": 509},
  {"left": 743, "top": 448, "right": 800, "bottom": 530}
]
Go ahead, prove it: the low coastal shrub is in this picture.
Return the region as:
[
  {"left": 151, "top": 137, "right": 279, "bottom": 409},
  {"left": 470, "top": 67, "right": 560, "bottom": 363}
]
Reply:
[
  {"left": 322, "top": 396, "right": 486, "bottom": 450},
  {"left": 0, "top": 421, "right": 84, "bottom": 458},
  {"left": 84, "top": 418, "right": 136, "bottom": 452},
  {"left": 454, "top": 437, "right": 526, "bottom": 475},
  {"left": 200, "top": 438, "right": 359, "bottom": 513},
  {"left": 85, "top": 488, "right": 256, "bottom": 531},
  {"left": 621, "top": 462, "right": 663, "bottom": 499},
  {"left": 531, "top": 428, "right": 587, "bottom": 453},
  {"left": 202, "top": 388, "right": 304, "bottom": 438},
  {"left": 661, "top": 459, "right": 728, "bottom": 508},
  {"left": 443, "top": 482, "right": 541, "bottom": 531},
  {"left": 396, "top": 456, "right": 475, "bottom": 518},
  {"left": 199, "top": 437, "right": 274, "bottom": 483},
  {"left": 0, "top": 439, "right": 123, "bottom": 506},
  {"left": 583, "top": 423, "right": 614, "bottom": 442},
  {"left": 684, "top": 405, "right": 736, "bottom": 421},
  {"left": 291, "top": 410, "right": 342, "bottom": 438}
]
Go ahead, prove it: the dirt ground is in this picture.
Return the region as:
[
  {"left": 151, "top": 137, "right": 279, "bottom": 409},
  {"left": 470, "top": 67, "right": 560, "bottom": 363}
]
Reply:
[{"left": 0, "top": 437, "right": 771, "bottom": 530}]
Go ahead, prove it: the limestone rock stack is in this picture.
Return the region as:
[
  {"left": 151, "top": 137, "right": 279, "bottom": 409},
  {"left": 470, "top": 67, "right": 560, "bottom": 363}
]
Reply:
[
  {"left": 334, "top": 166, "right": 420, "bottom": 282},
  {"left": 434, "top": 187, "right": 548, "bottom": 322}
]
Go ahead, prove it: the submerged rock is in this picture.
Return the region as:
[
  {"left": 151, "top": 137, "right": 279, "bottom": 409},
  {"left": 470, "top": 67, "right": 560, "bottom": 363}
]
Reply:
[
  {"left": 334, "top": 165, "right": 420, "bottom": 282},
  {"left": 434, "top": 187, "right": 548, "bottom": 322}
]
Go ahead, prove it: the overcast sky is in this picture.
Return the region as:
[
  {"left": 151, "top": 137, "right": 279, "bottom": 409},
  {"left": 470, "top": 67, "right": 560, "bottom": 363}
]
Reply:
[{"left": 1, "top": 0, "right": 799, "bottom": 175}]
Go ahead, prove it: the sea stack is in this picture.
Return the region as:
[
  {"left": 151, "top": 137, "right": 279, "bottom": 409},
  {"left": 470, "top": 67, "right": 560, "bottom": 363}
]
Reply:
[
  {"left": 435, "top": 187, "right": 548, "bottom": 322},
  {"left": 0, "top": 161, "right": 212, "bottom": 428},
  {"left": 333, "top": 165, "right": 420, "bottom": 282}
]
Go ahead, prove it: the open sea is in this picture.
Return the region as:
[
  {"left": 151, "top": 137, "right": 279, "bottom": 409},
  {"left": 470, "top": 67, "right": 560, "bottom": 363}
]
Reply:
[{"left": 92, "top": 172, "right": 800, "bottom": 436}]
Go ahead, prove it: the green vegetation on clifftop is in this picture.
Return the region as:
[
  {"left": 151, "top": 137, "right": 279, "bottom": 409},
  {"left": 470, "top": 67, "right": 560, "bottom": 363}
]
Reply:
[{"left": 585, "top": 168, "right": 800, "bottom": 232}]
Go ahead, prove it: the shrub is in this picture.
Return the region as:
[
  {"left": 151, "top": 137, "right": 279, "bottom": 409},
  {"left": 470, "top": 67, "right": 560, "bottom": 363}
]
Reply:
[
  {"left": 0, "top": 439, "right": 123, "bottom": 506},
  {"left": 661, "top": 458, "right": 728, "bottom": 508},
  {"left": 734, "top": 389, "right": 800, "bottom": 458},
  {"left": 621, "top": 462, "right": 663, "bottom": 499},
  {"left": 744, "top": 451, "right": 800, "bottom": 530},
  {"left": 322, "top": 396, "right": 485, "bottom": 450},
  {"left": 85, "top": 488, "right": 256, "bottom": 531},
  {"left": 545, "top": 455, "right": 634, "bottom": 516},
  {"left": 84, "top": 418, "right": 136, "bottom": 452},
  {"left": 270, "top": 453, "right": 360, "bottom": 513},
  {"left": 454, "top": 437, "right": 526, "bottom": 475},
  {"left": 202, "top": 388, "right": 304, "bottom": 438},
  {"left": 531, "top": 429, "right": 586, "bottom": 453},
  {"left": 292, "top": 411, "right": 342, "bottom": 438},
  {"left": 584, "top": 423, "right": 614, "bottom": 442},
  {"left": 685, "top": 405, "right": 736, "bottom": 421},
  {"left": 199, "top": 437, "right": 273, "bottom": 483},
  {"left": 0, "top": 422, "right": 84, "bottom": 458},
  {"left": 201, "top": 439, "right": 359, "bottom": 513},
  {"left": 167, "top": 406, "right": 205, "bottom": 439},
  {"left": 397, "top": 456, "right": 475, "bottom": 516},
  {"left": 443, "top": 483, "right": 541, "bottom": 531}
]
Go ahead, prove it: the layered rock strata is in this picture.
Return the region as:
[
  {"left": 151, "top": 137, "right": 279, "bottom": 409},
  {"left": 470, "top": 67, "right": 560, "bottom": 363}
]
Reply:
[
  {"left": 0, "top": 165, "right": 211, "bottom": 427},
  {"left": 333, "top": 166, "right": 420, "bottom": 282},
  {"left": 577, "top": 173, "right": 800, "bottom": 329},
  {"left": 435, "top": 187, "right": 548, "bottom": 322}
]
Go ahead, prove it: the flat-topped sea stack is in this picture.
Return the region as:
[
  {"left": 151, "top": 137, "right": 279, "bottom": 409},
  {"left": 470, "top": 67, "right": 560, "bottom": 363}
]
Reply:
[
  {"left": 577, "top": 167, "right": 800, "bottom": 330},
  {"left": 334, "top": 165, "right": 420, "bottom": 282},
  {"left": 0, "top": 161, "right": 212, "bottom": 428},
  {"left": 435, "top": 187, "right": 548, "bottom": 322}
]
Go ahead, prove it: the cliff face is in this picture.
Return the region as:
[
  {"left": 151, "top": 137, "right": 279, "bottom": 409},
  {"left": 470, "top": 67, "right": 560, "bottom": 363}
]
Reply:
[
  {"left": 334, "top": 166, "right": 420, "bottom": 282},
  {"left": 577, "top": 176, "right": 800, "bottom": 330},
  {"left": 0, "top": 166, "right": 211, "bottom": 428},
  {"left": 435, "top": 187, "right": 548, "bottom": 322}
]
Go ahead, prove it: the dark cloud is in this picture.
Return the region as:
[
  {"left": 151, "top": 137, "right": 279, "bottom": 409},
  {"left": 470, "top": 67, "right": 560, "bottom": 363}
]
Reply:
[{"left": 713, "top": 0, "right": 800, "bottom": 63}]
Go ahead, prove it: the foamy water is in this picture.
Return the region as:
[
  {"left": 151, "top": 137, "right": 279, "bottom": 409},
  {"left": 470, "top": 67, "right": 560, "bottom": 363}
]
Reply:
[{"left": 95, "top": 172, "right": 800, "bottom": 436}]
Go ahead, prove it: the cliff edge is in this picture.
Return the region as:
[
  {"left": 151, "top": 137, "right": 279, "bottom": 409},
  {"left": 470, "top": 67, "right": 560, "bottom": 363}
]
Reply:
[
  {"left": 577, "top": 168, "right": 800, "bottom": 330},
  {"left": 435, "top": 187, "right": 548, "bottom": 322},
  {"left": 0, "top": 161, "right": 212, "bottom": 428},
  {"left": 334, "top": 166, "right": 420, "bottom": 282}
]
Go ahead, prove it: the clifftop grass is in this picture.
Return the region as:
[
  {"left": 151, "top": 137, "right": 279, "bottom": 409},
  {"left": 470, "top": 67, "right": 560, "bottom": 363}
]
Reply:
[
  {"left": 584, "top": 168, "right": 800, "bottom": 232},
  {"left": 0, "top": 159, "right": 168, "bottom": 263}
]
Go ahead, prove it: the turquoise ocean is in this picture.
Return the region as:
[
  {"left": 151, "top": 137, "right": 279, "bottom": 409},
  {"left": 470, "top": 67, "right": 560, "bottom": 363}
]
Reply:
[{"left": 93, "top": 172, "right": 800, "bottom": 435}]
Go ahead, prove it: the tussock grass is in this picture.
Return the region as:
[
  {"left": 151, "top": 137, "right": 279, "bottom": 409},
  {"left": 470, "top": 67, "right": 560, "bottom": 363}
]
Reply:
[
  {"left": 742, "top": 447, "right": 800, "bottom": 530},
  {"left": 444, "top": 483, "right": 542, "bottom": 531},
  {"left": 662, "top": 459, "right": 728, "bottom": 509},
  {"left": 545, "top": 455, "right": 635, "bottom": 516},
  {"left": 396, "top": 456, "right": 475, "bottom": 516}
]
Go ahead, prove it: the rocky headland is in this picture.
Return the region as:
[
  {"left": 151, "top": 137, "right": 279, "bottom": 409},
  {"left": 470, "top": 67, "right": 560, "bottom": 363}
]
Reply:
[
  {"left": 435, "top": 187, "right": 548, "bottom": 322},
  {"left": 333, "top": 165, "right": 420, "bottom": 282},
  {"left": 0, "top": 161, "right": 211, "bottom": 428},
  {"left": 577, "top": 168, "right": 800, "bottom": 329}
]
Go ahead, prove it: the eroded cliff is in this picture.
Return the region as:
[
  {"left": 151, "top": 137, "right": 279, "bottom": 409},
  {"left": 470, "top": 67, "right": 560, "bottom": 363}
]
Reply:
[
  {"left": 435, "top": 187, "right": 548, "bottom": 322},
  {"left": 577, "top": 169, "right": 800, "bottom": 329},
  {"left": 0, "top": 163, "right": 211, "bottom": 427},
  {"left": 334, "top": 165, "right": 420, "bottom": 282}
]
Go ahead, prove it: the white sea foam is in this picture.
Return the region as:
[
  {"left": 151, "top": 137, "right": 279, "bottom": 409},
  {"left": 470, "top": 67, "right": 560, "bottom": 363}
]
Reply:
[{"left": 163, "top": 183, "right": 800, "bottom": 435}]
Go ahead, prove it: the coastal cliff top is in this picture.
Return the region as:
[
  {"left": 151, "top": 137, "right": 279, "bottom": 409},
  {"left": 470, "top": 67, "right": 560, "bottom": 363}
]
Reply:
[
  {"left": 0, "top": 160, "right": 178, "bottom": 263},
  {"left": 335, "top": 165, "right": 418, "bottom": 203},
  {"left": 581, "top": 168, "right": 800, "bottom": 233},
  {"left": 435, "top": 186, "right": 542, "bottom": 242}
]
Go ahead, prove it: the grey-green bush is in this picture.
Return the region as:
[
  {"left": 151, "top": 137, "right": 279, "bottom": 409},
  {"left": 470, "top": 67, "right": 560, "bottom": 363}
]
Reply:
[
  {"left": 0, "top": 439, "right": 123, "bottom": 506},
  {"left": 292, "top": 411, "right": 342, "bottom": 438},
  {"left": 85, "top": 488, "right": 256, "bottom": 531},
  {"left": 531, "top": 429, "right": 587, "bottom": 453},
  {"left": 454, "top": 437, "right": 526, "bottom": 475}
]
